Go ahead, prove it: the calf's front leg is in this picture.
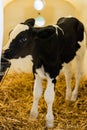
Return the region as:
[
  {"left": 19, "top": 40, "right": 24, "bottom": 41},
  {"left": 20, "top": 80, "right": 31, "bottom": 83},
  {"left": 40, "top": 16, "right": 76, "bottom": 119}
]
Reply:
[
  {"left": 30, "top": 74, "right": 43, "bottom": 118},
  {"left": 44, "top": 75, "right": 55, "bottom": 128}
]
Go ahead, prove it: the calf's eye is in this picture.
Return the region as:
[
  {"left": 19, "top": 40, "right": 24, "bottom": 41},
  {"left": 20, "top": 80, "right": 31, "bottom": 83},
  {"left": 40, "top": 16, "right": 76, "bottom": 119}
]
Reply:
[{"left": 19, "top": 37, "right": 27, "bottom": 43}]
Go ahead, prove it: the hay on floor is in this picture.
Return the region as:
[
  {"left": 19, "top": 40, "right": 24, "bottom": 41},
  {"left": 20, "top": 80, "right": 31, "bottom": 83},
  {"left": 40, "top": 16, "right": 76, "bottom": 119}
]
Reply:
[{"left": 0, "top": 73, "right": 87, "bottom": 130}]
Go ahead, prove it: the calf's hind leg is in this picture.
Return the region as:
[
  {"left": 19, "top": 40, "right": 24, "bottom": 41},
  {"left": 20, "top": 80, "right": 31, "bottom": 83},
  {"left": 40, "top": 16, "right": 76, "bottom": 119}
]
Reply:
[
  {"left": 71, "top": 56, "right": 83, "bottom": 101},
  {"left": 63, "top": 63, "right": 72, "bottom": 100}
]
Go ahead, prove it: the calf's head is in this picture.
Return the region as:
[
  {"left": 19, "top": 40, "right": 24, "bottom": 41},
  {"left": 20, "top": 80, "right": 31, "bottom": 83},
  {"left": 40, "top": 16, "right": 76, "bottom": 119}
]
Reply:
[{"left": 3, "top": 18, "right": 35, "bottom": 59}]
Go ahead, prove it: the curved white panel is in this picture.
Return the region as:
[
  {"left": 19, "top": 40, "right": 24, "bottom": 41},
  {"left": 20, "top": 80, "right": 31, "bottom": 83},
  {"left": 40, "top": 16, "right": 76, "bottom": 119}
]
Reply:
[
  {"left": 3, "top": 0, "right": 13, "bottom": 7},
  {"left": 0, "top": 0, "right": 4, "bottom": 69}
]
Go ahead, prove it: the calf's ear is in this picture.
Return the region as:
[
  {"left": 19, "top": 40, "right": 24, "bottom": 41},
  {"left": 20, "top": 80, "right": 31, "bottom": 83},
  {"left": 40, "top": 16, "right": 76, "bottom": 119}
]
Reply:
[
  {"left": 36, "top": 27, "right": 55, "bottom": 39},
  {"left": 24, "top": 18, "right": 35, "bottom": 26}
]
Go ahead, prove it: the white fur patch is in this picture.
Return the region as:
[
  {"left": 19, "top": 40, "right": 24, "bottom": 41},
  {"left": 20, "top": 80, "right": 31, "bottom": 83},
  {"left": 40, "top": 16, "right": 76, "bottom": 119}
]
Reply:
[
  {"left": 10, "top": 24, "right": 29, "bottom": 40},
  {"left": 4, "top": 24, "right": 29, "bottom": 50},
  {"left": 36, "top": 66, "right": 46, "bottom": 79},
  {"left": 53, "top": 24, "right": 64, "bottom": 35}
]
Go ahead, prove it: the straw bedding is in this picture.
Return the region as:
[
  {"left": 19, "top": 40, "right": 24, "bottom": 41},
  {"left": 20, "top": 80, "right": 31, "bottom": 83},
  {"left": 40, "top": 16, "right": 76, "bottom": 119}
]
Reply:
[{"left": 0, "top": 72, "right": 87, "bottom": 130}]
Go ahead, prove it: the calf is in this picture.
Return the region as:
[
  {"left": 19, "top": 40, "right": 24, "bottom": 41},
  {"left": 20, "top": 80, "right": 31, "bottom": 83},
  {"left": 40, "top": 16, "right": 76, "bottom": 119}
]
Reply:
[{"left": 3, "top": 17, "right": 86, "bottom": 128}]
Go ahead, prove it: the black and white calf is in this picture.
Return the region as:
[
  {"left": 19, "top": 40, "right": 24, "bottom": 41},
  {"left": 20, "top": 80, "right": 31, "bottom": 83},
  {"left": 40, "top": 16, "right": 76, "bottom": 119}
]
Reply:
[{"left": 3, "top": 16, "right": 87, "bottom": 128}]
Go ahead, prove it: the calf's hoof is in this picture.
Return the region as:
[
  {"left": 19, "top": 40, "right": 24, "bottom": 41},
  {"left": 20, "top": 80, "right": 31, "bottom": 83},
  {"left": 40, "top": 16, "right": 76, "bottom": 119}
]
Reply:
[
  {"left": 30, "top": 111, "right": 38, "bottom": 119},
  {"left": 46, "top": 114, "right": 54, "bottom": 128},
  {"left": 71, "top": 91, "right": 78, "bottom": 101}
]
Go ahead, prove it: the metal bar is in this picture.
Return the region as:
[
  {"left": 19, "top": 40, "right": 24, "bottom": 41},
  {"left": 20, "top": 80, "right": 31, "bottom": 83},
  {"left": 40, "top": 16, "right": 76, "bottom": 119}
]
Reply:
[{"left": 0, "top": 67, "right": 10, "bottom": 86}]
